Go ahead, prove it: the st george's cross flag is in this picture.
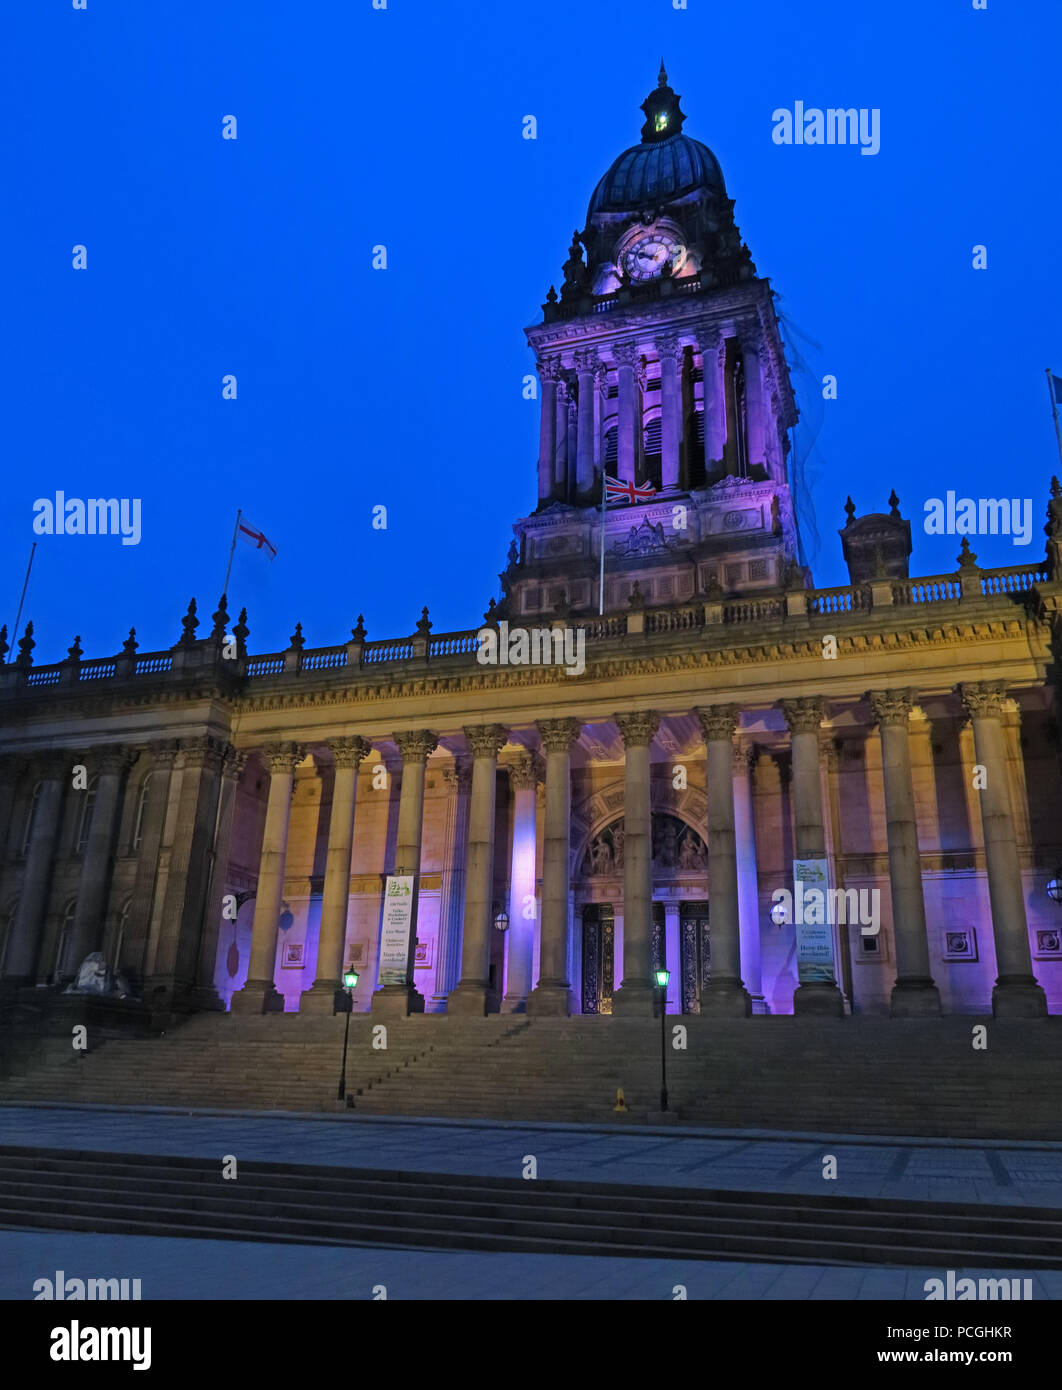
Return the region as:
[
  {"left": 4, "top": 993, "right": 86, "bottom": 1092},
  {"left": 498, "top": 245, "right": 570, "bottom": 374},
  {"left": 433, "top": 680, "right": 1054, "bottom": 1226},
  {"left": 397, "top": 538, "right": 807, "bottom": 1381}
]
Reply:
[
  {"left": 1050, "top": 373, "right": 1062, "bottom": 407},
  {"left": 237, "top": 517, "right": 277, "bottom": 560},
  {"left": 604, "top": 473, "right": 657, "bottom": 505}
]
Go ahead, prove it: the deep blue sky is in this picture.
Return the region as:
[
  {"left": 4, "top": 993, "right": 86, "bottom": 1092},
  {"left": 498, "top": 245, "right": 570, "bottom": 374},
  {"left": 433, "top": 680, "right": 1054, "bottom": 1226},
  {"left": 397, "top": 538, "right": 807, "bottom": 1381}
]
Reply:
[{"left": 3, "top": 0, "right": 1060, "bottom": 664}]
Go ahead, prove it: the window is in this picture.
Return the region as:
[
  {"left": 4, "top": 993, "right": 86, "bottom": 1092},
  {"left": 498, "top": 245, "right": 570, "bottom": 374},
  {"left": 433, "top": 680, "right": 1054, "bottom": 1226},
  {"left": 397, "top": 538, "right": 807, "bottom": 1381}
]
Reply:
[
  {"left": 75, "top": 778, "right": 98, "bottom": 855},
  {"left": 21, "top": 783, "right": 41, "bottom": 855},
  {"left": 131, "top": 774, "right": 153, "bottom": 852}
]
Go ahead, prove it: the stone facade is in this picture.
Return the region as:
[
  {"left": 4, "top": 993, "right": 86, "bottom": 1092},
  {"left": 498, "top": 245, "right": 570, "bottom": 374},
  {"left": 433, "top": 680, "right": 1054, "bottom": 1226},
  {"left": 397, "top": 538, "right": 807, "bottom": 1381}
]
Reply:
[{"left": 2, "top": 74, "right": 1062, "bottom": 1024}]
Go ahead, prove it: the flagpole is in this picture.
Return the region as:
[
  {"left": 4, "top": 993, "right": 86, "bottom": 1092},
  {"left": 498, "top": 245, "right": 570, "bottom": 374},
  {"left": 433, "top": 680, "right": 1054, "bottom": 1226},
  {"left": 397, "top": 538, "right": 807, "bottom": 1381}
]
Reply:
[
  {"left": 598, "top": 468, "right": 606, "bottom": 615},
  {"left": 10, "top": 541, "right": 36, "bottom": 644},
  {"left": 1046, "top": 370, "right": 1062, "bottom": 471},
  {"left": 222, "top": 509, "right": 241, "bottom": 598}
]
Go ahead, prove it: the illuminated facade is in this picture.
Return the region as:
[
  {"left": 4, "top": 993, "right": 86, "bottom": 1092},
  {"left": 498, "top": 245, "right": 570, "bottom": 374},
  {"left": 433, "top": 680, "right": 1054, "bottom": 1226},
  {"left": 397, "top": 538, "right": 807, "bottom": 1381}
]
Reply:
[{"left": 2, "top": 72, "right": 1062, "bottom": 1023}]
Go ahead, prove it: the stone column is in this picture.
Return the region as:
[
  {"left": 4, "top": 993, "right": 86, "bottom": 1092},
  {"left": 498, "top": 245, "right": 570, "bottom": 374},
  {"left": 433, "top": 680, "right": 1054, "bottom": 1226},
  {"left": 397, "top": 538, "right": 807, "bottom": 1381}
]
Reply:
[
  {"left": 193, "top": 744, "right": 246, "bottom": 1008},
  {"left": 741, "top": 335, "right": 767, "bottom": 468},
  {"left": 554, "top": 378, "right": 570, "bottom": 501},
  {"left": 449, "top": 725, "right": 509, "bottom": 1015},
  {"left": 959, "top": 682, "right": 1047, "bottom": 1017},
  {"left": 3, "top": 753, "right": 67, "bottom": 983},
  {"left": 502, "top": 755, "right": 539, "bottom": 1013},
  {"left": 537, "top": 357, "right": 558, "bottom": 505},
  {"left": 232, "top": 742, "right": 302, "bottom": 1014},
  {"left": 0, "top": 757, "right": 26, "bottom": 876},
  {"left": 656, "top": 335, "right": 682, "bottom": 489},
  {"left": 371, "top": 729, "right": 437, "bottom": 1016},
  {"left": 302, "top": 736, "right": 370, "bottom": 1013},
  {"left": 528, "top": 718, "right": 580, "bottom": 1016},
  {"left": 781, "top": 698, "right": 845, "bottom": 1016},
  {"left": 868, "top": 690, "right": 941, "bottom": 1016},
  {"left": 431, "top": 760, "right": 471, "bottom": 1008},
  {"left": 697, "top": 706, "right": 751, "bottom": 1016},
  {"left": 125, "top": 742, "right": 177, "bottom": 987},
  {"left": 698, "top": 329, "right": 726, "bottom": 465},
  {"left": 68, "top": 747, "right": 133, "bottom": 968},
  {"left": 614, "top": 342, "right": 639, "bottom": 484},
  {"left": 733, "top": 741, "right": 766, "bottom": 1010},
  {"left": 574, "top": 350, "right": 597, "bottom": 502},
  {"left": 612, "top": 710, "right": 659, "bottom": 1016}
]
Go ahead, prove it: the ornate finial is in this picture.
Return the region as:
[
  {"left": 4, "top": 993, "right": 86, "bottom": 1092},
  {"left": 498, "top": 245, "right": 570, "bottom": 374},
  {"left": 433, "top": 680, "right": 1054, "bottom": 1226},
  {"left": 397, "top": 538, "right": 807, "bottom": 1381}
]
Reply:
[
  {"left": 179, "top": 598, "right": 199, "bottom": 645},
  {"left": 233, "top": 607, "right": 250, "bottom": 656},
  {"left": 483, "top": 597, "right": 498, "bottom": 628},
  {"left": 67, "top": 635, "right": 83, "bottom": 662},
  {"left": 957, "top": 536, "right": 978, "bottom": 569},
  {"left": 416, "top": 606, "right": 433, "bottom": 637},
  {"left": 641, "top": 64, "right": 685, "bottom": 141},
  {"left": 658, "top": 59, "right": 668, "bottom": 88},
  {"left": 288, "top": 621, "right": 304, "bottom": 651},
  {"left": 123, "top": 627, "right": 138, "bottom": 656},
  {"left": 844, "top": 496, "right": 856, "bottom": 523},
  {"left": 1052, "top": 476, "right": 1062, "bottom": 498},
  {"left": 16, "top": 621, "right": 35, "bottom": 669},
  {"left": 0, "top": 624, "right": 8, "bottom": 665},
  {"left": 211, "top": 593, "right": 229, "bottom": 640},
  {"left": 506, "top": 538, "right": 519, "bottom": 567},
  {"left": 888, "top": 489, "right": 901, "bottom": 517},
  {"left": 350, "top": 614, "right": 366, "bottom": 642},
  {"left": 545, "top": 285, "right": 558, "bottom": 305}
]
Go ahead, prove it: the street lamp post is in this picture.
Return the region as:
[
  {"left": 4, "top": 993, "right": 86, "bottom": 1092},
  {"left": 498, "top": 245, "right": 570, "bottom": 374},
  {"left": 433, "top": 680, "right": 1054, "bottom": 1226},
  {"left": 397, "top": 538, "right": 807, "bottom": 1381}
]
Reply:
[
  {"left": 655, "top": 967, "right": 670, "bottom": 1112},
  {"left": 336, "top": 967, "right": 359, "bottom": 1102}
]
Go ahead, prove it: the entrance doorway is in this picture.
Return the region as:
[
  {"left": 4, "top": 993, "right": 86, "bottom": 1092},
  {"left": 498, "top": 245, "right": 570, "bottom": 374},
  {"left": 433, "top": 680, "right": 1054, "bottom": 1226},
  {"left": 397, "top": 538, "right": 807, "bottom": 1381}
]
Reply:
[
  {"left": 581, "top": 903, "right": 614, "bottom": 1014},
  {"left": 679, "top": 900, "right": 710, "bottom": 1012}
]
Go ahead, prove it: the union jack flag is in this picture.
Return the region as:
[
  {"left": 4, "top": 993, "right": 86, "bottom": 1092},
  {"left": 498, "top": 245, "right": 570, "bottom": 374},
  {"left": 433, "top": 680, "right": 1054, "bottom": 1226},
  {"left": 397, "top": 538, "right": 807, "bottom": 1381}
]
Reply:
[{"left": 604, "top": 474, "right": 657, "bottom": 505}]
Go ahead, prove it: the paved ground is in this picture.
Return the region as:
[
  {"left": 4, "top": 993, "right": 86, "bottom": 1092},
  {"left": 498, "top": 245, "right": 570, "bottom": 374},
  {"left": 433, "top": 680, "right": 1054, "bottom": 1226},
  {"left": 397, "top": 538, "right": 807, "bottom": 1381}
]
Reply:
[{"left": 2, "top": 1103, "right": 1061, "bottom": 1300}]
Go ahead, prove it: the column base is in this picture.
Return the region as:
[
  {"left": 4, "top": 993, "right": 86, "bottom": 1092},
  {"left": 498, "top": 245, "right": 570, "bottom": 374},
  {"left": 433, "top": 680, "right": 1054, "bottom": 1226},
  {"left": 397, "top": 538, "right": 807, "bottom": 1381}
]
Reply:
[
  {"left": 300, "top": 981, "right": 345, "bottom": 1014},
  {"left": 792, "top": 981, "right": 845, "bottom": 1017},
  {"left": 501, "top": 993, "right": 528, "bottom": 1014},
  {"left": 749, "top": 995, "right": 771, "bottom": 1015},
  {"left": 526, "top": 983, "right": 572, "bottom": 1017},
  {"left": 446, "top": 982, "right": 500, "bottom": 1017},
  {"left": 230, "top": 979, "right": 285, "bottom": 1015},
  {"left": 992, "top": 976, "right": 1048, "bottom": 1019},
  {"left": 370, "top": 984, "right": 425, "bottom": 1018},
  {"left": 611, "top": 983, "right": 656, "bottom": 1017},
  {"left": 890, "top": 978, "right": 942, "bottom": 1018},
  {"left": 699, "top": 979, "right": 752, "bottom": 1018}
]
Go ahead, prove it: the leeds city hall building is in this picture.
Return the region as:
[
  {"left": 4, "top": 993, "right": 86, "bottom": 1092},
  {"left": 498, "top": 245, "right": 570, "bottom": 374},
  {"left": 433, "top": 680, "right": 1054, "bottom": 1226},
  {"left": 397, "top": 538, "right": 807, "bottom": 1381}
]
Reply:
[{"left": 3, "top": 74, "right": 1062, "bottom": 1130}]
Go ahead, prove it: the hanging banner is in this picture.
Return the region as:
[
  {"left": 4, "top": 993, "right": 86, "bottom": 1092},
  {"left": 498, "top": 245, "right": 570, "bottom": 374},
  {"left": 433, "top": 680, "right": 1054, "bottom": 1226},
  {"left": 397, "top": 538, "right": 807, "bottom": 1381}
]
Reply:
[
  {"left": 792, "top": 858, "right": 836, "bottom": 984},
  {"left": 378, "top": 875, "right": 415, "bottom": 986}
]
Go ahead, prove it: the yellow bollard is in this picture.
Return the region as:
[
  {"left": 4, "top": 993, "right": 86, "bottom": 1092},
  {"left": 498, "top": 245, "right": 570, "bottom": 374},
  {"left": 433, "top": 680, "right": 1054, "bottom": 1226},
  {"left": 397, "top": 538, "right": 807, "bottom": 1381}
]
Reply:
[{"left": 614, "top": 1087, "right": 629, "bottom": 1112}]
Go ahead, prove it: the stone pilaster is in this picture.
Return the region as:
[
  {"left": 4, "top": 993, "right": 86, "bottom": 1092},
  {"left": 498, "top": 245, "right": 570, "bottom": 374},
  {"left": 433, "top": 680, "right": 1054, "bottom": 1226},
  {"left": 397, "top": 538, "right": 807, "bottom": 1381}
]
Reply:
[
  {"left": 780, "top": 698, "right": 845, "bottom": 1016},
  {"left": 432, "top": 761, "right": 471, "bottom": 1007},
  {"left": 371, "top": 729, "right": 437, "bottom": 1016},
  {"left": 868, "top": 690, "right": 941, "bottom": 1017},
  {"left": 68, "top": 747, "right": 134, "bottom": 969},
  {"left": 191, "top": 744, "right": 246, "bottom": 1009},
  {"left": 502, "top": 756, "right": 539, "bottom": 1013},
  {"left": 741, "top": 335, "right": 766, "bottom": 468},
  {"left": 655, "top": 335, "right": 683, "bottom": 489},
  {"left": 449, "top": 725, "right": 509, "bottom": 1015},
  {"left": 697, "top": 329, "right": 726, "bottom": 465},
  {"left": 574, "top": 349, "right": 598, "bottom": 502},
  {"left": 3, "top": 753, "right": 67, "bottom": 983},
  {"left": 124, "top": 742, "right": 177, "bottom": 988},
  {"left": 231, "top": 741, "right": 303, "bottom": 1014},
  {"left": 696, "top": 706, "right": 751, "bottom": 1016},
  {"left": 528, "top": 718, "right": 580, "bottom": 1016},
  {"left": 959, "top": 682, "right": 1046, "bottom": 1017},
  {"left": 611, "top": 709, "right": 659, "bottom": 1016},
  {"left": 537, "top": 357, "right": 558, "bottom": 505},
  {"left": 614, "top": 341, "right": 639, "bottom": 484},
  {"left": 302, "top": 736, "right": 371, "bottom": 1013},
  {"left": 554, "top": 378, "right": 570, "bottom": 500}
]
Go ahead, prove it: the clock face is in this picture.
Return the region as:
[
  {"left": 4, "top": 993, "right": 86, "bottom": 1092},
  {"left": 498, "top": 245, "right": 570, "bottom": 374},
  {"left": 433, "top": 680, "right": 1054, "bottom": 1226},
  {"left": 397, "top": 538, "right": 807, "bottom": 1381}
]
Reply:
[{"left": 622, "top": 232, "right": 684, "bottom": 281}]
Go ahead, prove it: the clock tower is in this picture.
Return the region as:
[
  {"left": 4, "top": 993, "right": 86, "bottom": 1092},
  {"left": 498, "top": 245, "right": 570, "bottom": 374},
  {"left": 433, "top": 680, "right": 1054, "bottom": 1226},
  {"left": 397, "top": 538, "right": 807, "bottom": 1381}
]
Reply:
[{"left": 502, "top": 66, "right": 805, "bottom": 622}]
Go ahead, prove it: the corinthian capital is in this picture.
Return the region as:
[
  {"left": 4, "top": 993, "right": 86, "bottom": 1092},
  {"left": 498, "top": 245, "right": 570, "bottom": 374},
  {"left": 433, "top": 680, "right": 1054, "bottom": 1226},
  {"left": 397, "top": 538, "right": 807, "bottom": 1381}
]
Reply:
[
  {"left": 696, "top": 704, "right": 738, "bottom": 744},
  {"left": 331, "top": 735, "right": 372, "bottom": 770},
  {"left": 614, "top": 710, "right": 660, "bottom": 748},
  {"left": 613, "top": 341, "right": 640, "bottom": 368},
  {"left": 780, "top": 697, "right": 827, "bottom": 736},
  {"left": 93, "top": 746, "right": 135, "bottom": 778},
  {"left": 867, "top": 689, "right": 916, "bottom": 728},
  {"left": 263, "top": 741, "right": 305, "bottom": 776},
  {"left": 958, "top": 680, "right": 1009, "bottom": 721},
  {"left": 464, "top": 724, "right": 509, "bottom": 760},
  {"left": 538, "top": 355, "right": 561, "bottom": 383},
  {"left": 507, "top": 753, "right": 540, "bottom": 790},
  {"left": 393, "top": 729, "right": 438, "bottom": 764},
  {"left": 537, "top": 717, "right": 582, "bottom": 754},
  {"left": 654, "top": 334, "right": 683, "bottom": 365},
  {"left": 573, "top": 348, "right": 599, "bottom": 374}
]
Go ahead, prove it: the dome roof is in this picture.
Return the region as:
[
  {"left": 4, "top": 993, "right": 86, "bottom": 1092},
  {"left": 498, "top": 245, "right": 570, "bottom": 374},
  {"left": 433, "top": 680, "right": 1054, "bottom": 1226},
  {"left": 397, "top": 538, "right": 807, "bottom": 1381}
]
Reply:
[{"left": 588, "top": 132, "right": 724, "bottom": 216}]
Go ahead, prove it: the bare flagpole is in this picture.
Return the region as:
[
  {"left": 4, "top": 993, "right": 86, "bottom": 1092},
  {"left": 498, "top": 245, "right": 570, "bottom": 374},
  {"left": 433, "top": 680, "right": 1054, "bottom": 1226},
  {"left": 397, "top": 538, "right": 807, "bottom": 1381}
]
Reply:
[
  {"left": 10, "top": 541, "right": 37, "bottom": 645},
  {"left": 222, "top": 509, "right": 242, "bottom": 598},
  {"left": 1046, "top": 370, "right": 1062, "bottom": 471}
]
